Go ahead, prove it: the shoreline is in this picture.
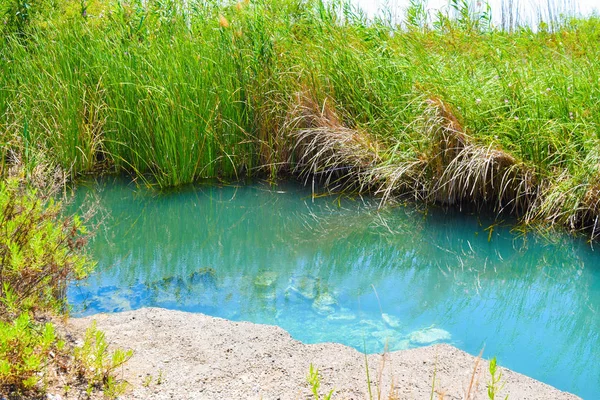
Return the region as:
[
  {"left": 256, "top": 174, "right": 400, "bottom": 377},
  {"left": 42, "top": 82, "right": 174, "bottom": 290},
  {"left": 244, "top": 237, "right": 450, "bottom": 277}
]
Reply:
[{"left": 66, "top": 308, "right": 578, "bottom": 400}]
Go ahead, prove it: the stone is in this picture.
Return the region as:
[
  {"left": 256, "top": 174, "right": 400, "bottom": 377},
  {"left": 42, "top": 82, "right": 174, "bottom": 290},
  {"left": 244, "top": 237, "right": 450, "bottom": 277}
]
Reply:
[
  {"left": 253, "top": 271, "right": 278, "bottom": 288},
  {"left": 358, "top": 319, "right": 386, "bottom": 331},
  {"left": 96, "top": 294, "right": 132, "bottom": 313},
  {"left": 312, "top": 292, "right": 338, "bottom": 315},
  {"left": 371, "top": 329, "right": 399, "bottom": 341},
  {"left": 286, "top": 275, "right": 318, "bottom": 300},
  {"left": 381, "top": 313, "right": 401, "bottom": 328},
  {"left": 408, "top": 327, "right": 451, "bottom": 345},
  {"left": 327, "top": 308, "right": 356, "bottom": 321},
  {"left": 371, "top": 329, "right": 409, "bottom": 350},
  {"left": 188, "top": 268, "right": 217, "bottom": 287}
]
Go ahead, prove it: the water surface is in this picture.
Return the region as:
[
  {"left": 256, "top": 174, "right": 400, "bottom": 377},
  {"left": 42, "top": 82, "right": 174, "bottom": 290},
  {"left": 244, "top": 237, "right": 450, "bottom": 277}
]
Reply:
[{"left": 68, "top": 178, "right": 599, "bottom": 398}]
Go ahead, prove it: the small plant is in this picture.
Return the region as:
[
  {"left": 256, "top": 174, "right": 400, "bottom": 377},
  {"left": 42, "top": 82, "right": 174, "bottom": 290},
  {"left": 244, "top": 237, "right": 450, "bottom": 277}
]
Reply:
[
  {"left": 74, "top": 321, "right": 133, "bottom": 398},
  {"left": 156, "top": 368, "right": 164, "bottom": 385},
  {"left": 430, "top": 354, "right": 437, "bottom": 400},
  {"left": 405, "top": 0, "right": 427, "bottom": 29},
  {"left": 142, "top": 374, "right": 153, "bottom": 387},
  {"left": 0, "top": 313, "right": 62, "bottom": 391},
  {"left": 487, "top": 357, "right": 508, "bottom": 400},
  {"left": 307, "top": 363, "right": 333, "bottom": 400}
]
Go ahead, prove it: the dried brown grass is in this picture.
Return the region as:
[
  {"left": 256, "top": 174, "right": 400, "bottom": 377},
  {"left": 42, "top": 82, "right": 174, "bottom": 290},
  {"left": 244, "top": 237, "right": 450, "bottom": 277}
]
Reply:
[
  {"left": 422, "top": 97, "right": 537, "bottom": 214},
  {"left": 288, "top": 93, "right": 383, "bottom": 193},
  {"left": 287, "top": 94, "right": 539, "bottom": 218},
  {"left": 281, "top": 91, "right": 600, "bottom": 238}
]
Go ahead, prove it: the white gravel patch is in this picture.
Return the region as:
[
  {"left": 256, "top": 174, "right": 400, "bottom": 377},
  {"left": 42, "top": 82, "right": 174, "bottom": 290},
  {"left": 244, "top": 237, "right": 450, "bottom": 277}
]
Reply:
[{"left": 68, "top": 308, "right": 579, "bottom": 400}]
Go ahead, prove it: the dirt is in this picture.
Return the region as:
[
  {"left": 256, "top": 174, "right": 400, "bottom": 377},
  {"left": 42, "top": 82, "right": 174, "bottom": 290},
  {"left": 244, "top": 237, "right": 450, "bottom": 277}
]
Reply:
[{"left": 64, "top": 308, "right": 578, "bottom": 400}]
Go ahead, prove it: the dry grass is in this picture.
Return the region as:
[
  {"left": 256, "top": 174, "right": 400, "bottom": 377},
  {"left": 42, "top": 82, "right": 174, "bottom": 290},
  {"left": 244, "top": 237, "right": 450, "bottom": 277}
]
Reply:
[
  {"left": 286, "top": 95, "right": 540, "bottom": 225},
  {"left": 351, "top": 346, "right": 498, "bottom": 400},
  {"left": 289, "top": 93, "right": 383, "bottom": 193},
  {"left": 420, "top": 98, "right": 537, "bottom": 214}
]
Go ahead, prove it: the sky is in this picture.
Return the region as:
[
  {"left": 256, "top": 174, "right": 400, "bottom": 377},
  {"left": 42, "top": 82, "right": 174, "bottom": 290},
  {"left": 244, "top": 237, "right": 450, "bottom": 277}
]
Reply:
[{"left": 352, "top": 0, "right": 599, "bottom": 26}]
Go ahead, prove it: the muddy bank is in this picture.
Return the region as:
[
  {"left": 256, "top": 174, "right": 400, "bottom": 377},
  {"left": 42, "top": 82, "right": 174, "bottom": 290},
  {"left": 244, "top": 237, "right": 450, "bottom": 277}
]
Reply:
[{"left": 68, "top": 308, "right": 578, "bottom": 400}]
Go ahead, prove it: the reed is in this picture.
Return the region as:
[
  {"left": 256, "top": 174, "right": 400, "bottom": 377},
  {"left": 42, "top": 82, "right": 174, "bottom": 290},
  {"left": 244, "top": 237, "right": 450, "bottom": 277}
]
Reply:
[{"left": 1, "top": 0, "right": 599, "bottom": 236}]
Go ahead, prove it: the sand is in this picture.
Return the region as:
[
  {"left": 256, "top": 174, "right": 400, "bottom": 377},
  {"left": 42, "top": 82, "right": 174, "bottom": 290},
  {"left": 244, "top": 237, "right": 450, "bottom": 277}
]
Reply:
[{"left": 67, "top": 308, "right": 579, "bottom": 400}]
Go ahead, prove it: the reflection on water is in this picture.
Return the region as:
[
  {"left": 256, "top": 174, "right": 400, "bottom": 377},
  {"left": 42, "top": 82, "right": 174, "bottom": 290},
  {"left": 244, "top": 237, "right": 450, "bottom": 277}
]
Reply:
[{"left": 68, "top": 178, "right": 599, "bottom": 398}]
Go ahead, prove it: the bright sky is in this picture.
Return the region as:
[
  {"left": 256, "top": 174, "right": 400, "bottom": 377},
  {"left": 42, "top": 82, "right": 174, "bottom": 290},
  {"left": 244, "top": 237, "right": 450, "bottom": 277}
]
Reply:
[{"left": 352, "top": 0, "right": 599, "bottom": 25}]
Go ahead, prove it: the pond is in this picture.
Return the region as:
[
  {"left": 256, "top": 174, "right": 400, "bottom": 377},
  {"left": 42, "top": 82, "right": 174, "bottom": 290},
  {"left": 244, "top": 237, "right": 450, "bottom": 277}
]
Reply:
[{"left": 68, "top": 178, "right": 599, "bottom": 399}]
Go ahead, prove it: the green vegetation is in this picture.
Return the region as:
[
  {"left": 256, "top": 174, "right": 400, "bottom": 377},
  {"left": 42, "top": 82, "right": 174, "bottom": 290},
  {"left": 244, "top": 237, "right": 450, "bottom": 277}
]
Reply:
[
  {"left": 0, "top": 177, "right": 130, "bottom": 398},
  {"left": 0, "top": 0, "right": 585, "bottom": 394},
  {"left": 306, "top": 351, "right": 508, "bottom": 399},
  {"left": 0, "top": 313, "right": 61, "bottom": 391},
  {"left": 74, "top": 321, "right": 133, "bottom": 397},
  {"left": 307, "top": 363, "right": 334, "bottom": 400},
  {"left": 1, "top": 0, "right": 600, "bottom": 237},
  {"left": 0, "top": 178, "right": 92, "bottom": 319},
  {"left": 487, "top": 357, "right": 507, "bottom": 400}
]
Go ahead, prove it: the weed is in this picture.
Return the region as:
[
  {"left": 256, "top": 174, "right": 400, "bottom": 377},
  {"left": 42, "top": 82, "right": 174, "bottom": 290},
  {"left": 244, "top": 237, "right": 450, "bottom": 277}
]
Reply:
[
  {"left": 143, "top": 374, "right": 153, "bottom": 387},
  {"left": 464, "top": 349, "right": 484, "bottom": 400},
  {"left": 0, "top": 174, "right": 131, "bottom": 398},
  {"left": 0, "top": 176, "right": 92, "bottom": 396},
  {"left": 0, "top": 178, "right": 94, "bottom": 319},
  {"left": 430, "top": 352, "right": 437, "bottom": 400},
  {"left": 487, "top": 357, "right": 507, "bottom": 400},
  {"left": 307, "top": 363, "right": 333, "bottom": 400},
  {"left": 308, "top": 349, "right": 511, "bottom": 399},
  {"left": 363, "top": 341, "right": 373, "bottom": 400},
  {"left": 74, "top": 320, "right": 133, "bottom": 398},
  {"left": 0, "top": 313, "right": 59, "bottom": 391}
]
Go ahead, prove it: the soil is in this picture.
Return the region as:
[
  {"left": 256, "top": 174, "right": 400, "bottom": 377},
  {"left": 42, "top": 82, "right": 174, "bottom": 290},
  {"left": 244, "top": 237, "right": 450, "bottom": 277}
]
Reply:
[{"left": 62, "top": 308, "right": 578, "bottom": 400}]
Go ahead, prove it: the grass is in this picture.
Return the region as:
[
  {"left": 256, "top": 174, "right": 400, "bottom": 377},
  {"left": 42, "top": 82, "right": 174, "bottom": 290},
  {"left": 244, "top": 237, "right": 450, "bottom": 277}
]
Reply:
[
  {"left": 305, "top": 346, "right": 508, "bottom": 399},
  {"left": 1, "top": 0, "right": 600, "bottom": 237}
]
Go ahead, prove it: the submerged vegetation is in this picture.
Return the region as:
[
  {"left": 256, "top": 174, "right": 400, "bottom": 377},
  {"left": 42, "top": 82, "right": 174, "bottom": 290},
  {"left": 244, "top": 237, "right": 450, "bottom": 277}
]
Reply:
[{"left": 1, "top": 0, "right": 600, "bottom": 237}]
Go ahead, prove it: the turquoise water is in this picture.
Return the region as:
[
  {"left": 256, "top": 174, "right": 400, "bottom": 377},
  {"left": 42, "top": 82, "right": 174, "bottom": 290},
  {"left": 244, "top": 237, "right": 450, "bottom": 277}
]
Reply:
[{"left": 68, "top": 178, "right": 600, "bottom": 398}]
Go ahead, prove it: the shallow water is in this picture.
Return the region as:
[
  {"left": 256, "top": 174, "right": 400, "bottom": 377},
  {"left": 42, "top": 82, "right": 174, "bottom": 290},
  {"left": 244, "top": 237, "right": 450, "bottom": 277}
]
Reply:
[{"left": 68, "top": 178, "right": 599, "bottom": 398}]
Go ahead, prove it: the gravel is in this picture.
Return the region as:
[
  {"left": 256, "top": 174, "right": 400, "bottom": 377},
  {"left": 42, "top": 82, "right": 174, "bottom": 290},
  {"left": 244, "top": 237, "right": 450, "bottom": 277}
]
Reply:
[{"left": 67, "top": 308, "right": 579, "bottom": 400}]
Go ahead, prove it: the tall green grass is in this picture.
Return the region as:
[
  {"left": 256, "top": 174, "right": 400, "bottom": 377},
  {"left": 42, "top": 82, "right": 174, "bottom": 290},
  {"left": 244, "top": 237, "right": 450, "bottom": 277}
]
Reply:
[{"left": 1, "top": 0, "right": 600, "bottom": 235}]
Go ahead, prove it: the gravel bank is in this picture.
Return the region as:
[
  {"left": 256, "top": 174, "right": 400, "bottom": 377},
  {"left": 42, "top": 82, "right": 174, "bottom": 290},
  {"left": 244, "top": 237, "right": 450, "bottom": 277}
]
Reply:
[{"left": 69, "top": 308, "right": 578, "bottom": 400}]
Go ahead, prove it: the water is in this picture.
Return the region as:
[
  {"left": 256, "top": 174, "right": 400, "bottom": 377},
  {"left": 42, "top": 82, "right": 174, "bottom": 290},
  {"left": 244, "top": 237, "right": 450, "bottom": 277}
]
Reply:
[{"left": 68, "top": 178, "right": 600, "bottom": 398}]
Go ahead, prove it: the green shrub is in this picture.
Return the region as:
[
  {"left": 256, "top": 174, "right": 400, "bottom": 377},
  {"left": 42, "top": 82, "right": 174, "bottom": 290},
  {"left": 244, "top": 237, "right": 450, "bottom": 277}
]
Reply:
[
  {"left": 0, "top": 177, "right": 94, "bottom": 320},
  {"left": 0, "top": 177, "right": 98, "bottom": 395},
  {"left": 0, "top": 313, "right": 62, "bottom": 391},
  {"left": 74, "top": 321, "right": 133, "bottom": 398}
]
